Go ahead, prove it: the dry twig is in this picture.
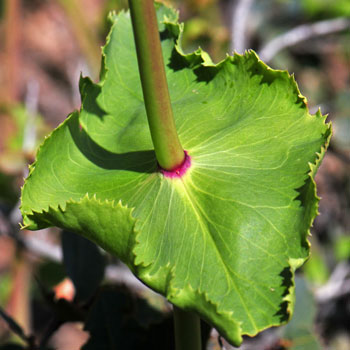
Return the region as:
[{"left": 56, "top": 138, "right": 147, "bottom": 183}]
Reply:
[
  {"left": 259, "top": 17, "right": 350, "bottom": 63},
  {"left": 315, "top": 262, "right": 350, "bottom": 303},
  {"left": 230, "top": 0, "right": 255, "bottom": 54}
]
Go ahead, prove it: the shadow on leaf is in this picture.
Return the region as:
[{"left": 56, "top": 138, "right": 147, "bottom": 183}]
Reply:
[
  {"left": 274, "top": 267, "right": 294, "bottom": 323},
  {"left": 68, "top": 112, "right": 157, "bottom": 174},
  {"left": 167, "top": 48, "right": 219, "bottom": 83},
  {"left": 79, "top": 77, "right": 108, "bottom": 120}
]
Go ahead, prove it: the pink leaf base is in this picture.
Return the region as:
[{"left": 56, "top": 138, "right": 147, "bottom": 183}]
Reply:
[{"left": 160, "top": 150, "right": 191, "bottom": 179}]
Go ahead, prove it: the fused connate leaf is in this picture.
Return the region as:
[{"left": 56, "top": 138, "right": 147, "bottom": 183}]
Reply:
[{"left": 20, "top": 3, "right": 331, "bottom": 346}]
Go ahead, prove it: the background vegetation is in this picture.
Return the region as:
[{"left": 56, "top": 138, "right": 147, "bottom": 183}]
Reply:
[{"left": 0, "top": 0, "right": 349, "bottom": 349}]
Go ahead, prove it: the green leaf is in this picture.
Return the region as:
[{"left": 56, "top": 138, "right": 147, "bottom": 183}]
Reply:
[
  {"left": 0, "top": 171, "right": 18, "bottom": 207},
  {"left": 37, "top": 261, "right": 66, "bottom": 289},
  {"left": 301, "top": 0, "right": 350, "bottom": 17},
  {"left": 334, "top": 236, "right": 350, "bottom": 261},
  {"left": 0, "top": 271, "right": 12, "bottom": 305},
  {"left": 82, "top": 287, "right": 163, "bottom": 350},
  {"left": 278, "top": 277, "right": 321, "bottom": 350},
  {"left": 20, "top": 4, "right": 331, "bottom": 346},
  {"left": 303, "top": 240, "right": 329, "bottom": 284},
  {"left": 82, "top": 288, "right": 135, "bottom": 350},
  {"left": 62, "top": 230, "right": 106, "bottom": 302}
]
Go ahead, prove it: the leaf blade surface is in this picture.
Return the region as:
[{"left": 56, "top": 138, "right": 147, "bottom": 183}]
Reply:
[{"left": 21, "top": 4, "right": 331, "bottom": 346}]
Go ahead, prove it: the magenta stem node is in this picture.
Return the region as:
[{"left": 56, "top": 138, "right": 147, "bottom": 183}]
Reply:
[{"left": 160, "top": 151, "right": 191, "bottom": 178}]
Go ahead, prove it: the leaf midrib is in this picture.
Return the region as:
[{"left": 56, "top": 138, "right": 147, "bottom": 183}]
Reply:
[{"left": 177, "top": 176, "right": 259, "bottom": 332}]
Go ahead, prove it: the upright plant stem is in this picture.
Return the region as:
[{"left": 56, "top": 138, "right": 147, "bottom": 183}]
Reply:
[
  {"left": 128, "top": 0, "right": 185, "bottom": 171},
  {"left": 128, "top": 2, "right": 200, "bottom": 347},
  {"left": 173, "top": 306, "right": 202, "bottom": 350}
]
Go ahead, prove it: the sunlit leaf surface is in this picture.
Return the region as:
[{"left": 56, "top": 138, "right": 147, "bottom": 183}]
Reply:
[{"left": 21, "top": 4, "right": 330, "bottom": 345}]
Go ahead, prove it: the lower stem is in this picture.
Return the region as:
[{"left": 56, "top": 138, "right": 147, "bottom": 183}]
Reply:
[{"left": 173, "top": 306, "right": 202, "bottom": 350}]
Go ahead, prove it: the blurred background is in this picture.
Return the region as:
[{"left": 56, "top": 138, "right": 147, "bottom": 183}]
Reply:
[{"left": 0, "top": 0, "right": 349, "bottom": 349}]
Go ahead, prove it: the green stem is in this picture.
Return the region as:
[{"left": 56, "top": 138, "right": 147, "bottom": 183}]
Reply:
[
  {"left": 128, "top": 0, "right": 185, "bottom": 171},
  {"left": 173, "top": 306, "right": 202, "bottom": 350}
]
